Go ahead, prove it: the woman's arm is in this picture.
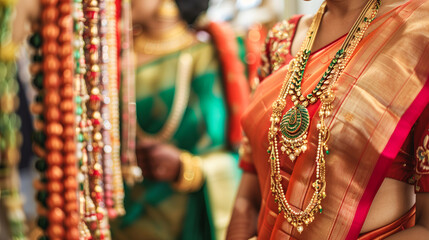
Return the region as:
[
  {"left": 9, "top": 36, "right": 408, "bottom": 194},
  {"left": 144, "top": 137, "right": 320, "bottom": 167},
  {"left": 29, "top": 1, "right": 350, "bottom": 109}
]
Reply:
[
  {"left": 386, "top": 193, "right": 429, "bottom": 239},
  {"left": 226, "top": 172, "right": 261, "bottom": 240}
]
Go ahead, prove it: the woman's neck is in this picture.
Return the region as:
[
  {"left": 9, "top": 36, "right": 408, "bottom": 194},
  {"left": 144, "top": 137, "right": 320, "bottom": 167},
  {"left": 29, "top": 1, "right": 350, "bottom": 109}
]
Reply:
[
  {"left": 136, "top": 18, "right": 185, "bottom": 39},
  {"left": 325, "top": 0, "right": 369, "bottom": 17}
]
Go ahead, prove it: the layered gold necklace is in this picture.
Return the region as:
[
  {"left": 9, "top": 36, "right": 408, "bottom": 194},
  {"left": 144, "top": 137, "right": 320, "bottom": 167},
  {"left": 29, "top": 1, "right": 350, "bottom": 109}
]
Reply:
[
  {"left": 133, "top": 23, "right": 196, "bottom": 56},
  {"left": 267, "top": 0, "right": 380, "bottom": 233},
  {"left": 136, "top": 52, "right": 194, "bottom": 142}
]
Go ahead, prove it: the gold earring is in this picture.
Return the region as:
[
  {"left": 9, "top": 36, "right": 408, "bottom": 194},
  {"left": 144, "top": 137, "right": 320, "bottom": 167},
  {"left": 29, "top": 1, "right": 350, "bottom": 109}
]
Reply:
[{"left": 157, "top": 0, "right": 180, "bottom": 19}]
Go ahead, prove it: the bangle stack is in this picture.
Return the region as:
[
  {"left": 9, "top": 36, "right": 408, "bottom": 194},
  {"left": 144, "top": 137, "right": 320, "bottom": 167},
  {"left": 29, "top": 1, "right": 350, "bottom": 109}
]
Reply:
[{"left": 172, "top": 152, "right": 204, "bottom": 192}]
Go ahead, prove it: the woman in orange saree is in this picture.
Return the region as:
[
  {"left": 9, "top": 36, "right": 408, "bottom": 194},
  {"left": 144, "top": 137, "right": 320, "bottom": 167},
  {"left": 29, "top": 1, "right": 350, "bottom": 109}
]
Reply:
[{"left": 227, "top": 0, "right": 429, "bottom": 239}]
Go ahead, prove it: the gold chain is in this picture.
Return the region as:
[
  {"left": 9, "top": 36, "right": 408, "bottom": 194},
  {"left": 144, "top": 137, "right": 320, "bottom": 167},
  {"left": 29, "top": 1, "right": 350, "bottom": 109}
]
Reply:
[
  {"left": 137, "top": 52, "right": 194, "bottom": 142},
  {"left": 267, "top": 0, "right": 380, "bottom": 233},
  {"left": 133, "top": 24, "right": 196, "bottom": 56}
]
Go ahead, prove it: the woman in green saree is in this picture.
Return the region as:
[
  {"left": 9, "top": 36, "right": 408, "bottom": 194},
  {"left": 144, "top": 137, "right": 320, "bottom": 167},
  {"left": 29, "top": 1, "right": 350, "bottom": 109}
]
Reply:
[{"left": 111, "top": 0, "right": 249, "bottom": 239}]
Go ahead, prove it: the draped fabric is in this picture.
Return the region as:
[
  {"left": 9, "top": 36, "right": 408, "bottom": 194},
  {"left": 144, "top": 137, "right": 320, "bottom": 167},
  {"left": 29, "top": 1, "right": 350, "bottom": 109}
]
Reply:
[{"left": 240, "top": 0, "right": 429, "bottom": 239}]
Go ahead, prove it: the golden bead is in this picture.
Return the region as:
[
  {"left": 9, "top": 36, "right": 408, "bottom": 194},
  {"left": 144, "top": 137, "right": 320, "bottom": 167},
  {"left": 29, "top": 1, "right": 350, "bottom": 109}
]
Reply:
[
  {"left": 89, "top": 0, "right": 98, "bottom": 7},
  {"left": 90, "top": 26, "right": 98, "bottom": 36},
  {"left": 90, "top": 37, "right": 100, "bottom": 45},
  {"left": 90, "top": 52, "right": 99, "bottom": 63},
  {"left": 92, "top": 111, "right": 101, "bottom": 119},
  {"left": 93, "top": 163, "right": 102, "bottom": 171},
  {"left": 90, "top": 64, "right": 100, "bottom": 73},
  {"left": 93, "top": 132, "right": 102, "bottom": 141}
]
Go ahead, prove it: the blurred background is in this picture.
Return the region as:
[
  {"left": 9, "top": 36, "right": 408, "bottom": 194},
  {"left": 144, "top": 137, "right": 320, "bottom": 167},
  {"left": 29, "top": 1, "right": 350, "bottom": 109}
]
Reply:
[{"left": 207, "top": 0, "right": 324, "bottom": 29}]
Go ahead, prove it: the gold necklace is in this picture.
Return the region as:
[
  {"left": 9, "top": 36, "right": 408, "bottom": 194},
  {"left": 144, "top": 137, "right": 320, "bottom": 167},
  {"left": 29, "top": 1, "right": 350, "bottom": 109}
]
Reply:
[
  {"left": 137, "top": 52, "right": 194, "bottom": 142},
  {"left": 133, "top": 24, "right": 196, "bottom": 56},
  {"left": 267, "top": 0, "right": 380, "bottom": 233}
]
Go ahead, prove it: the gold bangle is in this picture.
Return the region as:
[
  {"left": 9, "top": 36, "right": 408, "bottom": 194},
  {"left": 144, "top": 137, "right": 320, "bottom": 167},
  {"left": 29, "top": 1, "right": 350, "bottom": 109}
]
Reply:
[{"left": 172, "top": 151, "right": 204, "bottom": 192}]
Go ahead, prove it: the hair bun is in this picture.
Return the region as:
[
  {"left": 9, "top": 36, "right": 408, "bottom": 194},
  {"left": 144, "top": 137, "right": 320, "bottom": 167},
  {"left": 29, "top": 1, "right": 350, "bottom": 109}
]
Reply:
[{"left": 175, "top": 0, "right": 209, "bottom": 25}]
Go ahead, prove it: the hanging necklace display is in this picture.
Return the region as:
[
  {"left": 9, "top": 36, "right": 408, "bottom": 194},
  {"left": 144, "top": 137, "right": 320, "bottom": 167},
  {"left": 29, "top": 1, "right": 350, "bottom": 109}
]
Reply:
[
  {"left": 73, "top": 0, "right": 95, "bottom": 239},
  {"left": 29, "top": 16, "right": 48, "bottom": 240},
  {"left": 58, "top": 0, "right": 80, "bottom": 239},
  {"left": 83, "top": 0, "right": 110, "bottom": 238},
  {"left": 120, "top": 0, "right": 142, "bottom": 186},
  {"left": 31, "top": 0, "right": 81, "bottom": 237},
  {"left": 105, "top": 0, "right": 126, "bottom": 216},
  {"left": 29, "top": 0, "right": 128, "bottom": 239},
  {"left": 0, "top": 0, "right": 26, "bottom": 239},
  {"left": 99, "top": 0, "right": 116, "bottom": 219},
  {"left": 34, "top": 0, "right": 67, "bottom": 238},
  {"left": 267, "top": 0, "right": 380, "bottom": 233}
]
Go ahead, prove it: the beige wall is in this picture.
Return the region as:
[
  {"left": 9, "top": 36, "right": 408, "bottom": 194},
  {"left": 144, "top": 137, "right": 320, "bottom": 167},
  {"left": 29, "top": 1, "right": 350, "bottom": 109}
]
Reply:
[{"left": 286, "top": 0, "right": 324, "bottom": 17}]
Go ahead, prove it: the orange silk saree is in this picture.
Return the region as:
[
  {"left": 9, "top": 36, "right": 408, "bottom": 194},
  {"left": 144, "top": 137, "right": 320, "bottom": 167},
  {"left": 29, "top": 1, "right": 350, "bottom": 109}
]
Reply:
[{"left": 241, "top": 0, "right": 429, "bottom": 239}]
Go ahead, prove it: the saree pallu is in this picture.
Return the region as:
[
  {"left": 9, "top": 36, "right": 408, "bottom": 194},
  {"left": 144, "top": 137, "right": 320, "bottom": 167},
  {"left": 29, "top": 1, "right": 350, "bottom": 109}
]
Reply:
[{"left": 241, "top": 0, "right": 429, "bottom": 239}]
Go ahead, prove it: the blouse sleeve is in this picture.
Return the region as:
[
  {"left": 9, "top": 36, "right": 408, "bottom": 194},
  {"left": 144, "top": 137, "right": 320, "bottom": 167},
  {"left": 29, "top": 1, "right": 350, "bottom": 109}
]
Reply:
[
  {"left": 258, "top": 15, "right": 303, "bottom": 82},
  {"left": 259, "top": 28, "right": 273, "bottom": 80},
  {"left": 413, "top": 103, "right": 429, "bottom": 193}
]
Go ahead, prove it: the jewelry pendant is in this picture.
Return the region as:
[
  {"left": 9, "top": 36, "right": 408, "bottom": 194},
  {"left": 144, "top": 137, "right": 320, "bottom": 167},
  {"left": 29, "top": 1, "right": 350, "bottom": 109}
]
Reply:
[{"left": 279, "top": 104, "right": 310, "bottom": 161}]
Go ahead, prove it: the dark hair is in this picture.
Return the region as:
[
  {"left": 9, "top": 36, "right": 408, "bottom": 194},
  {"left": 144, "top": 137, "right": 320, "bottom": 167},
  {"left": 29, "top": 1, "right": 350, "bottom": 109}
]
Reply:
[{"left": 174, "top": 0, "right": 209, "bottom": 25}]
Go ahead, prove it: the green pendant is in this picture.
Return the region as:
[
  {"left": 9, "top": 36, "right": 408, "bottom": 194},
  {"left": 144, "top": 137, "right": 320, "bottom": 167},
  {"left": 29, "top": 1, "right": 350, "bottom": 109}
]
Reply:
[{"left": 280, "top": 104, "right": 310, "bottom": 139}]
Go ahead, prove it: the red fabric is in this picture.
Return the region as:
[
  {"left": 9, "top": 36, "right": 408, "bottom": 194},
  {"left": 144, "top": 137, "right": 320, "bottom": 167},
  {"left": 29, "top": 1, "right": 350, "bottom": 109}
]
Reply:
[
  {"left": 414, "top": 104, "right": 429, "bottom": 192},
  {"left": 239, "top": 161, "right": 257, "bottom": 174},
  {"left": 207, "top": 22, "right": 250, "bottom": 147},
  {"left": 385, "top": 103, "right": 429, "bottom": 193},
  {"left": 358, "top": 206, "right": 416, "bottom": 240},
  {"left": 259, "top": 15, "right": 302, "bottom": 82}
]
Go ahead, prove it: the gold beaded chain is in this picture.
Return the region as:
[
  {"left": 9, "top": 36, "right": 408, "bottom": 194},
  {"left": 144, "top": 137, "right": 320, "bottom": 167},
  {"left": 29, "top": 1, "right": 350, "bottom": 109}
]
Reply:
[
  {"left": 105, "top": 0, "right": 126, "bottom": 217},
  {"left": 136, "top": 51, "right": 194, "bottom": 142},
  {"left": 267, "top": 0, "right": 380, "bottom": 234}
]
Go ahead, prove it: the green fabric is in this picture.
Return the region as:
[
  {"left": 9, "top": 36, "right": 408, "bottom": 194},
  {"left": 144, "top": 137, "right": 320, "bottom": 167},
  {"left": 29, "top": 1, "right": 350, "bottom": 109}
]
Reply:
[
  {"left": 112, "top": 42, "right": 236, "bottom": 240},
  {"left": 135, "top": 42, "right": 226, "bottom": 153}
]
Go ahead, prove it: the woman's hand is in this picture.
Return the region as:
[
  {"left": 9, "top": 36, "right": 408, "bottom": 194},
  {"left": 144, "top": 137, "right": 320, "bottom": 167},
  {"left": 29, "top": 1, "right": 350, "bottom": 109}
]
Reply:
[
  {"left": 136, "top": 138, "right": 182, "bottom": 182},
  {"left": 227, "top": 172, "right": 261, "bottom": 240}
]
